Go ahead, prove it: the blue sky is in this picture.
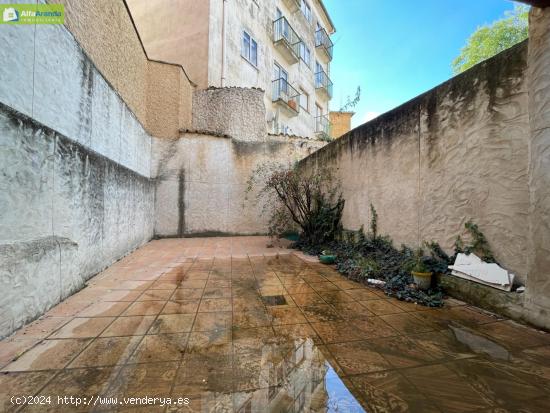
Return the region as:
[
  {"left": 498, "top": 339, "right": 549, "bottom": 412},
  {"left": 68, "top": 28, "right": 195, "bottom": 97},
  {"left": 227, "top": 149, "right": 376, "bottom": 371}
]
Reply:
[{"left": 324, "top": 0, "right": 522, "bottom": 128}]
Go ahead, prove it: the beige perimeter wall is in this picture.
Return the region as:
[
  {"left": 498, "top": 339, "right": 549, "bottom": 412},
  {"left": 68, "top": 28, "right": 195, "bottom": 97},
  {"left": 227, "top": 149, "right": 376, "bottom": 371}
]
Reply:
[
  {"left": 300, "top": 41, "right": 530, "bottom": 284},
  {"left": 153, "top": 133, "right": 324, "bottom": 237}
]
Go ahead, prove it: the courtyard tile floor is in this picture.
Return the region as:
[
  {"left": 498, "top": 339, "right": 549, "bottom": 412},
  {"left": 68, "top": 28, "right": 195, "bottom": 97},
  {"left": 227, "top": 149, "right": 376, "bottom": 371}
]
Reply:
[{"left": 1, "top": 237, "right": 550, "bottom": 412}]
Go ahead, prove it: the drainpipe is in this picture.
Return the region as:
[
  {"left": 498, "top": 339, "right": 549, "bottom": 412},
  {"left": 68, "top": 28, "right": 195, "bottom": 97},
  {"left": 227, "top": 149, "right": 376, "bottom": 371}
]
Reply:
[{"left": 221, "top": 0, "right": 228, "bottom": 86}]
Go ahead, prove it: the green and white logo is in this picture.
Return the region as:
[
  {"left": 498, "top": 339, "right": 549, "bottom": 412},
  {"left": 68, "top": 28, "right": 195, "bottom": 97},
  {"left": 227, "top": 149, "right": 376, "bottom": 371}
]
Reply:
[{"left": 0, "top": 4, "right": 64, "bottom": 24}]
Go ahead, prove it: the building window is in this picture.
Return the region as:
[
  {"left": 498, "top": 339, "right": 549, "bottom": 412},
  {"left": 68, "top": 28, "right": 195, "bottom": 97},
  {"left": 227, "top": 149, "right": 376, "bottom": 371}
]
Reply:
[
  {"left": 242, "top": 31, "right": 258, "bottom": 66},
  {"left": 299, "top": 88, "right": 309, "bottom": 112},
  {"left": 299, "top": 43, "right": 311, "bottom": 67},
  {"left": 300, "top": 0, "right": 312, "bottom": 22}
]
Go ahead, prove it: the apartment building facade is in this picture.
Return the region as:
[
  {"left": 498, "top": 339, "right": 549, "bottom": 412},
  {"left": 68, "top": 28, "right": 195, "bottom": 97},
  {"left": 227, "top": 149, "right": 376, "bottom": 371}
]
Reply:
[{"left": 128, "top": 0, "right": 335, "bottom": 138}]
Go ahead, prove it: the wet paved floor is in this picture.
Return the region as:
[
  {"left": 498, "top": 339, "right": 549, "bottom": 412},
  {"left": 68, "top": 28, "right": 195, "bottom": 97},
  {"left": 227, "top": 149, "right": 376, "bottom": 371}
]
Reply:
[{"left": 1, "top": 237, "right": 550, "bottom": 412}]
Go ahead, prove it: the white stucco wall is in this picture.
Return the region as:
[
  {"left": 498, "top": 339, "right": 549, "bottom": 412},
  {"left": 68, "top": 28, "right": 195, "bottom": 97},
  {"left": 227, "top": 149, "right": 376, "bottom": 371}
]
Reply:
[
  {"left": 525, "top": 6, "right": 550, "bottom": 329},
  {"left": 152, "top": 133, "right": 324, "bottom": 237},
  {"left": 0, "top": 22, "right": 155, "bottom": 338}
]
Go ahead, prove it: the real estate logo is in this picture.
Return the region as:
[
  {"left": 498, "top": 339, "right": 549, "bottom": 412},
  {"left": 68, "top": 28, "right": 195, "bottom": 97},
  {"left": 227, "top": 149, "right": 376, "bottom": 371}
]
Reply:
[
  {"left": 2, "top": 7, "right": 19, "bottom": 22},
  {"left": 0, "top": 4, "right": 64, "bottom": 24}
]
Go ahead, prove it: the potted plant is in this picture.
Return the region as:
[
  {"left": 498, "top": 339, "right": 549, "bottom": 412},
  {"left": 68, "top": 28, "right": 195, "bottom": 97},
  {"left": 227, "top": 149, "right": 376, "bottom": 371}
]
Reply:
[
  {"left": 411, "top": 248, "right": 432, "bottom": 290},
  {"left": 319, "top": 250, "right": 336, "bottom": 265},
  {"left": 287, "top": 99, "right": 297, "bottom": 111}
]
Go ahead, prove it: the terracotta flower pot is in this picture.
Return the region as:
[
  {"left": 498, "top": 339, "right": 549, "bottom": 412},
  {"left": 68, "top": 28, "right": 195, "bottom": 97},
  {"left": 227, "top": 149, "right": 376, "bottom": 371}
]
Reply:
[{"left": 411, "top": 271, "right": 432, "bottom": 290}]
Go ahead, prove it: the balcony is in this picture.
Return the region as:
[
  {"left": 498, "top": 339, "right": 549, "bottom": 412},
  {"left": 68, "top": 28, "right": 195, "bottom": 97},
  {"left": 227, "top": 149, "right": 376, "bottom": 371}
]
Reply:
[
  {"left": 272, "top": 78, "right": 300, "bottom": 116},
  {"left": 281, "top": 0, "right": 300, "bottom": 13},
  {"left": 315, "top": 69, "right": 333, "bottom": 99},
  {"left": 315, "top": 115, "right": 331, "bottom": 139},
  {"left": 315, "top": 28, "right": 333, "bottom": 61},
  {"left": 273, "top": 16, "right": 301, "bottom": 64}
]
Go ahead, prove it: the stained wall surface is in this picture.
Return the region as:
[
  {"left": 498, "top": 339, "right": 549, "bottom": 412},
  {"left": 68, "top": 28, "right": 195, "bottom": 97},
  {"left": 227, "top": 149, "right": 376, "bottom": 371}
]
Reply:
[
  {"left": 0, "top": 6, "right": 158, "bottom": 338},
  {"left": 525, "top": 7, "right": 550, "bottom": 328},
  {"left": 153, "top": 133, "right": 325, "bottom": 237},
  {"left": 300, "top": 42, "right": 530, "bottom": 284}
]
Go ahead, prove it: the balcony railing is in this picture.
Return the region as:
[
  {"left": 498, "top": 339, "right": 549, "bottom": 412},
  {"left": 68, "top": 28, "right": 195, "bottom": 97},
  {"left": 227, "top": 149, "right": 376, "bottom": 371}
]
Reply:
[
  {"left": 272, "top": 78, "right": 300, "bottom": 115},
  {"left": 315, "top": 115, "right": 331, "bottom": 137},
  {"left": 273, "top": 16, "right": 301, "bottom": 63},
  {"left": 315, "top": 28, "right": 333, "bottom": 61},
  {"left": 315, "top": 69, "right": 333, "bottom": 99}
]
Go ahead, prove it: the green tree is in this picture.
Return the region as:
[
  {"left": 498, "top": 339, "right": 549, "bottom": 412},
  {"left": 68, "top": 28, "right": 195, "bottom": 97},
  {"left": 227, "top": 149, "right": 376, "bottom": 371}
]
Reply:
[{"left": 452, "top": 4, "right": 529, "bottom": 74}]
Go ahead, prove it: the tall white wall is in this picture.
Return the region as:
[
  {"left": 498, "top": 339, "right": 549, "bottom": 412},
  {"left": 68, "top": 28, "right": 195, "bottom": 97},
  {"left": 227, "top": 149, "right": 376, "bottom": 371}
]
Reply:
[{"left": 0, "top": 23, "right": 155, "bottom": 338}]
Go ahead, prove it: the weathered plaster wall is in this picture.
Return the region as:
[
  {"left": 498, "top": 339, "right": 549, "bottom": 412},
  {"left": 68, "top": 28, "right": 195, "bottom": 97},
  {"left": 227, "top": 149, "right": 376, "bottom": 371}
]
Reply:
[
  {"left": 525, "top": 7, "right": 550, "bottom": 328},
  {"left": 299, "top": 42, "right": 530, "bottom": 284},
  {"left": 192, "top": 87, "right": 268, "bottom": 141},
  {"left": 153, "top": 133, "right": 324, "bottom": 237},
  {"left": 0, "top": 103, "right": 154, "bottom": 338},
  {"left": 0, "top": 5, "right": 159, "bottom": 338},
  {"left": 49, "top": 0, "right": 194, "bottom": 137}
]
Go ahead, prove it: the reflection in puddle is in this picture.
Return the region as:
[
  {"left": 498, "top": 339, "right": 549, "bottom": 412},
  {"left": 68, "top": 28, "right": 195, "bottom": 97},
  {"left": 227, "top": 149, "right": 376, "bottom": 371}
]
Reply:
[{"left": 232, "top": 338, "right": 365, "bottom": 412}]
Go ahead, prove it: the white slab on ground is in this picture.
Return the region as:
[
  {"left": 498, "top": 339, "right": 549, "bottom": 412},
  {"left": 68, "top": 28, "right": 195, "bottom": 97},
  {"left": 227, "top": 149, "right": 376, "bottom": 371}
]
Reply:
[{"left": 448, "top": 253, "right": 514, "bottom": 292}]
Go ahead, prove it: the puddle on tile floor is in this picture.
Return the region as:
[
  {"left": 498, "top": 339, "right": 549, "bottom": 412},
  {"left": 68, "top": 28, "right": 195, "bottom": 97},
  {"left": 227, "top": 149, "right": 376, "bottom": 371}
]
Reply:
[{"left": 1, "top": 240, "right": 550, "bottom": 412}]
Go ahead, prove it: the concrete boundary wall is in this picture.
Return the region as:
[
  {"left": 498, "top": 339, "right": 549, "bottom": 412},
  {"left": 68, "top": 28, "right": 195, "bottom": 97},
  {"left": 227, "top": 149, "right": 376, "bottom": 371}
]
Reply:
[
  {"left": 299, "top": 42, "right": 530, "bottom": 283},
  {"left": 153, "top": 133, "right": 325, "bottom": 237},
  {"left": 0, "top": 103, "right": 154, "bottom": 338}
]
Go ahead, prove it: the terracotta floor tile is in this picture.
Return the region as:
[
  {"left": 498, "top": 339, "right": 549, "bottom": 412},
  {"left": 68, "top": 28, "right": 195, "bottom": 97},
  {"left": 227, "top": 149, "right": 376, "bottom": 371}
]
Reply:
[
  {"left": 202, "top": 286, "right": 232, "bottom": 299},
  {"left": 100, "top": 289, "right": 143, "bottom": 302},
  {"left": 269, "top": 307, "right": 307, "bottom": 325},
  {"left": 137, "top": 289, "right": 174, "bottom": 301},
  {"left": 352, "top": 317, "right": 400, "bottom": 339},
  {"left": 162, "top": 299, "right": 200, "bottom": 315},
  {"left": 101, "top": 315, "right": 156, "bottom": 337},
  {"left": 171, "top": 288, "right": 204, "bottom": 300},
  {"left": 198, "top": 298, "right": 232, "bottom": 313},
  {"left": 128, "top": 334, "right": 188, "bottom": 363},
  {"left": 309, "top": 281, "right": 340, "bottom": 292},
  {"left": 0, "top": 371, "right": 55, "bottom": 412},
  {"left": 301, "top": 304, "right": 344, "bottom": 323},
  {"left": 350, "top": 370, "right": 441, "bottom": 412},
  {"left": 179, "top": 279, "right": 207, "bottom": 289},
  {"left": 311, "top": 321, "right": 369, "bottom": 344},
  {"left": 2, "top": 339, "right": 91, "bottom": 371},
  {"left": 401, "top": 363, "right": 494, "bottom": 412},
  {"left": 75, "top": 301, "right": 130, "bottom": 317},
  {"left": 346, "top": 289, "right": 381, "bottom": 301},
  {"left": 328, "top": 340, "right": 392, "bottom": 375},
  {"left": 380, "top": 312, "right": 439, "bottom": 335},
  {"left": 367, "top": 335, "right": 437, "bottom": 368},
  {"left": 69, "top": 336, "right": 142, "bottom": 367},
  {"left": 149, "top": 314, "right": 195, "bottom": 334},
  {"left": 360, "top": 299, "right": 403, "bottom": 316},
  {"left": 25, "top": 367, "right": 119, "bottom": 412},
  {"left": 122, "top": 301, "right": 166, "bottom": 316},
  {"left": 10, "top": 317, "right": 71, "bottom": 340},
  {"left": 48, "top": 317, "right": 114, "bottom": 339},
  {"left": 107, "top": 362, "right": 178, "bottom": 398},
  {"left": 4, "top": 237, "right": 550, "bottom": 412},
  {"left": 289, "top": 292, "right": 325, "bottom": 307},
  {"left": 193, "top": 312, "right": 232, "bottom": 332},
  {"left": 0, "top": 338, "right": 42, "bottom": 369}
]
